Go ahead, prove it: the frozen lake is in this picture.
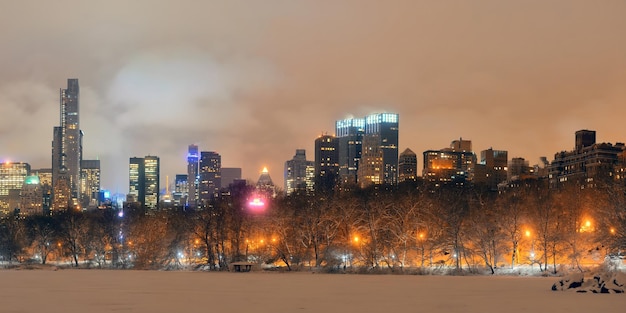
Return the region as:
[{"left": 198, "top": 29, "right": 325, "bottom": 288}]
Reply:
[{"left": 1, "top": 269, "right": 624, "bottom": 312}]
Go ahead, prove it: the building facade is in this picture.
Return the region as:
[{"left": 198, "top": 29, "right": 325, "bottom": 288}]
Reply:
[
  {"left": 20, "top": 175, "right": 43, "bottom": 216},
  {"left": 335, "top": 118, "right": 364, "bottom": 185},
  {"left": 423, "top": 139, "right": 476, "bottom": 187},
  {"left": 314, "top": 134, "right": 339, "bottom": 191},
  {"left": 398, "top": 148, "right": 417, "bottom": 183},
  {"left": 52, "top": 78, "right": 82, "bottom": 212},
  {"left": 199, "top": 151, "right": 221, "bottom": 205},
  {"left": 187, "top": 144, "right": 199, "bottom": 209},
  {"left": 80, "top": 159, "right": 100, "bottom": 210},
  {"left": 0, "top": 162, "right": 30, "bottom": 215},
  {"left": 358, "top": 113, "right": 399, "bottom": 187},
  {"left": 284, "top": 149, "right": 314, "bottom": 195},
  {"left": 549, "top": 130, "right": 625, "bottom": 188},
  {"left": 128, "top": 156, "right": 160, "bottom": 211}
]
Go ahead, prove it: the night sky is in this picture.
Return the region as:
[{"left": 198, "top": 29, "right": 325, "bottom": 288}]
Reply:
[{"left": 1, "top": 0, "right": 625, "bottom": 191}]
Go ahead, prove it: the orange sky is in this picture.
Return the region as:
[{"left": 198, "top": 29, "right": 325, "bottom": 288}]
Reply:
[{"left": 1, "top": 0, "right": 625, "bottom": 191}]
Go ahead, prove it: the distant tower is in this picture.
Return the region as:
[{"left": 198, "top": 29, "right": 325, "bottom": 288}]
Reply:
[
  {"left": 128, "top": 156, "right": 160, "bottom": 211},
  {"left": 0, "top": 162, "right": 30, "bottom": 215},
  {"left": 128, "top": 157, "right": 144, "bottom": 204},
  {"left": 173, "top": 174, "right": 188, "bottom": 207},
  {"left": 398, "top": 148, "right": 417, "bottom": 183},
  {"left": 143, "top": 156, "right": 160, "bottom": 211},
  {"left": 314, "top": 134, "right": 339, "bottom": 191},
  {"left": 256, "top": 167, "right": 276, "bottom": 197},
  {"left": 358, "top": 113, "right": 399, "bottom": 187},
  {"left": 187, "top": 144, "right": 199, "bottom": 209},
  {"left": 20, "top": 175, "right": 43, "bottom": 216},
  {"left": 335, "top": 118, "right": 365, "bottom": 185},
  {"left": 198, "top": 151, "right": 221, "bottom": 206},
  {"left": 80, "top": 159, "right": 100, "bottom": 210},
  {"left": 52, "top": 78, "right": 82, "bottom": 211},
  {"left": 284, "top": 149, "right": 314, "bottom": 195}
]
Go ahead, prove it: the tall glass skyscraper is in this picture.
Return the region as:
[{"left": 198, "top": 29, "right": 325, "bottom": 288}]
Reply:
[
  {"left": 128, "top": 156, "right": 160, "bottom": 211},
  {"left": 284, "top": 149, "right": 314, "bottom": 195},
  {"left": 335, "top": 118, "right": 364, "bottom": 185},
  {"left": 358, "top": 113, "right": 399, "bottom": 187},
  {"left": 52, "top": 78, "right": 82, "bottom": 211},
  {"left": 198, "top": 151, "right": 221, "bottom": 206},
  {"left": 187, "top": 144, "right": 199, "bottom": 209}
]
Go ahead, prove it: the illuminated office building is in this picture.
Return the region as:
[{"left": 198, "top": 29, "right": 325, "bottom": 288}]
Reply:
[
  {"left": 357, "top": 113, "right": 399, "bottom": 187},
  {"left": 284, "top": 149, "right": 314, "bottom": 195},
  {"left": 20, "top": 175, "right": 43, "bottom": 216},
  {"left": 187, "top": 144, "right": 199, "bottom": 209},
  {"left": 199, "top": 151, "right": 221, "bottom": 206},
  {"left": 52, "top": 78, "right": 82, "bottom": 212},
  {"left": 335, "top": 118, "right": 364, "bottom": 185},
  {"left": 173, "top": 174, "right": 188, "bottom": 207},
  {"left": 314, "top": 134, "right": 339, "bottom": 191},
  {"left": 423, "top": 138, "right": 476, "bottom": 187},
  {"left": 0, "top": 162, "right": 30, "bottom": 215},
  {"left": 398, "top": 148, "right": 417, "bottom": 183},
  {"left": 474, "top": 148, "right": 508, "bottom": 190},
  {"left": 128, "top": 156, "right": 160, "bottom": 211},
  {"left": 80, "top": 159, "right": 100, "bottom": 210}
]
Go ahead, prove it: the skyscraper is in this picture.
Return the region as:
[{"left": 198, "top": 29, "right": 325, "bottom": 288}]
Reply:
[
  {"left": 187, "top": 144, "right": 199, "bottom": 209},
  {"left": 0, "top": 162, "right": 30, "bottom": 216},
  {"left": 144, "top": 156, "right": 160, "bottom": 211},
  {"left": 80, "top": 159, "right": 100, "bottom": 210},
  {"left": 398, "top": 148, "right": 417, "bottom": 183},
  {"left": 358, "top": 113, "right": 399, "bottom": 187},
  {"left": 335, "top": 118, "right": 364, "bottom": 185},
  {"left": 173, "top": 174, "right": 188, "bottom": 207},
  {"left": 284, "top": 149, "right": 314, "bottom": 195},
  {"left": 314, "top": 134, "right": 339, "bottom": 191},
  {"left": 198, "top": 151, "right": 221, "bottom": 206},
  {"left": 52, "top": 78, "right": 82, "bottom": 212},
  {"left": 128, "top": 156, "right": 160, "bottom": 211},
  {"left": 128, "top": 157, "right": 144, "bottom": 204}
]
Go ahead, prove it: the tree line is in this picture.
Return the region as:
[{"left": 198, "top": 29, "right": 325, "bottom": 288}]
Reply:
[{"left": 1, "top": 180, "right": 625, "bottom": 273}]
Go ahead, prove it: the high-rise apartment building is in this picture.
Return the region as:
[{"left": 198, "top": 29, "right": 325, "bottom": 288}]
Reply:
[
  {"left": 474, "top": 148, "right": 508, "bottom": 190},
  {"left": 423, "top": 138, "right": 476, "bottom": 187},
  {"left": 20, "top": 175, "right": 43, "bottom": 216},
  {"left": 549, "top": 130, "right": 625, "bottom": 188},
  {"left": 284, "top": 149, "right": 314, "bottom": 195},
  {"left": 198, "top": 151, "right": 221, "bottom": 206},
  {"left": 128, "top": 157, "right": 144, "bottom": 204},
  {"left": 52, "top": 78, "right": 82, "bottom": 212},
  {"left": 314, "top": 134, "right": 339, "bottom": 190},
  {"left": 398, "top": 148, "right": 417, "bottom": 183},
  {"left": 173, "top": 174, "right": 188, "bottom": 207},
  {"left": 128, "top": 156, "right": 160, "bottom": 211},
  {"left": 0, "top": 162, "right": 30, "bottom": 215},
  {"left": 80, "top": 159, "right": 100, "bottom": 210},
  {"left": 358, "top": 113, "right": 399, "bottom": 187},
  {"left": 187, "top": 144, "right": 199, "bottom": 209},
  {"left": 335, "top": 118, "right": 364, "bottom": 185},
  {"left": 143, "top": 156, "right": 160, "bottom": 210}
]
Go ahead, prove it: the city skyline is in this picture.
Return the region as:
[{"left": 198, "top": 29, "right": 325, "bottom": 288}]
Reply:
[{"left": 1, "top": 1, "right": 625, "bottom": 191}]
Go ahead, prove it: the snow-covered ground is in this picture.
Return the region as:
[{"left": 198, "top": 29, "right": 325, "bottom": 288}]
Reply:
[{"left": 1, "top": 269, "right": 624, "bottom": 313}]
